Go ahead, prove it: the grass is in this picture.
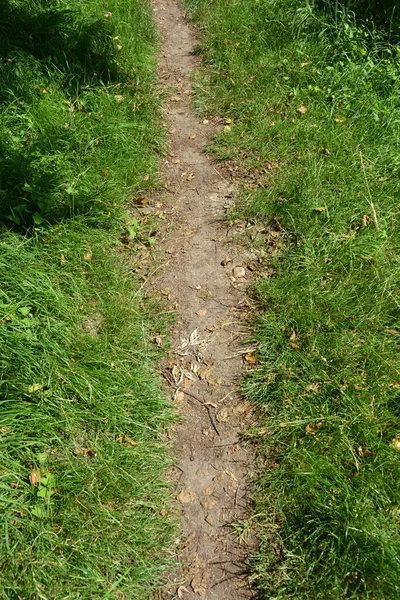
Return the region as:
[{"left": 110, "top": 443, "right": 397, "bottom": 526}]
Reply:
[
  {"left": 184, "top": 0, "right": 400, "bottom": 598},
  {"left": 0, "top": 1, "right": 175, "bottom": 598}
]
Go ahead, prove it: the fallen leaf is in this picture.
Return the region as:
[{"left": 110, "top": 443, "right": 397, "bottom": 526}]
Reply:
[
  {"left": 225, "top": 118, "right": 233, "bottom": 125},
  {"left": 224, "top": 125, "right": 232, "bottom": 132},
  {"left": 73, "top": 447, "right": 97, "bottom": 457},
  {"left": 216, "top": 407, "right": 229, "bottom": 423},
  {"left": 305, "top": 422, "right": 323, "bottom": 435},
  {"left": 334, "top": 116, "right": 346, "bottom": 123},
  {"left": 289, "top": 341, "right": 300, "bottom": 350},
  {"left": 306, "top": 383, "right": 321, "bottom": 393},
  {"left": 385, "top": 329, "right": 400, "bottom": 335},
  {"left": 172, "top": 158, "right": 180, "bottom": 164},
  {"left": 189, "top": 133, "right": 197, "bottom": 140},
  {"left": 83, "top": 253, "right": 93, "bottom": 261},
  {"left": 177, "top": 586, "right": 190, "bottom": 599},
  {"left": 117, "top": 435, "right": 138, "bottom": 447},
  {"left": 358, "top": 446, "right": 374, "bottom": 458},
  {"left": 314, "top": 206, "right": 328, "bottom": 213},
  {"left": 102, "top": 168, "right": 109, "bottom": 178},
  {"left": 29, "top": 469, "right": 43, "bottom": 487},
  {"left": 60, "top": 253, "right": 66, "bottom": 266},
  {"left": 296, "top": 105, "right": 307, "bottom": 114},
  {"left": 300, "top": 61, "right": 311, "bottom": 67},
  {"left": 177, "top": 487, "right": 197, "bottom": 504},
  {"left": 201, "top": 496, "right": 218, "bottom": 510},
  {"left": 390, "top": 436, "right": 400, "bottom": 452},
  {"left": 133, "top": 196, "right": 148, "bottom": 206},
  {"left": 154, "top": 335, "right": 163, "bottom": 346},
  {"left": 104, "top": 11, "right": 112, "bottom": 17},
  {"left": 187, "top": 172, "right": 195, "bottom": 181},
  {"left": 114, "top": 94, "right": 124, "bottom": 102},
  {"left": 221, "top": 257, "right": 232, "bottom": 266},
  {"left": 28, "top": 383, "right": 44, "bottom": 393},
  {"left": 196, "top": 309, "right": 207, "bottom": 317},
  {"left": 143, "top": 174, "right": 150, "bottom": 181},
  {"left": 245, "top": 352, "right": 257, "bottom": 365},
  {"left": 322, "top": 148, "right": 331, "bottom": 156}
]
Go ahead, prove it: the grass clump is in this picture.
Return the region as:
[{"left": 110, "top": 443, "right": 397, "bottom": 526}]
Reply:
[
  {"left": 185, "top": 0, "right": 400, "bottom": 598},
  {"left": 0, "top": 1, "right": 175, "bottom": 598}
]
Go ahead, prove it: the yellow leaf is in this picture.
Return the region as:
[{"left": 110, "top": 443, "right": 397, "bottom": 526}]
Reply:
[{"left": 28, "top": 383, "right": 44, "bottom": 393}]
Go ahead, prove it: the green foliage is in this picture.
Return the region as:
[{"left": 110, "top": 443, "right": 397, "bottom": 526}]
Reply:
[
  {"left": 185, "top": 0, "right": 400, "bottom": 597},
  {"left": 0, "top": 1, "right": 174, "bottom": 597},
  {"left": 0, "top": 0, "right": 161, "bottom": 227}
]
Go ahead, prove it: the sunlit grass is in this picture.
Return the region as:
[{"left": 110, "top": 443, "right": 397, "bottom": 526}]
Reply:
[{"left": 185, "top": 0, "right": 400, "bottom": 597}]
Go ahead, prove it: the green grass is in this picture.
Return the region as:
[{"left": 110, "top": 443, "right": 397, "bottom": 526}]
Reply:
[
  {"left": 184, "top": 0, "right": 400, "bottom": 598},
  {"left": 0, "top": 1, "right": 175, "bottom": 598}
]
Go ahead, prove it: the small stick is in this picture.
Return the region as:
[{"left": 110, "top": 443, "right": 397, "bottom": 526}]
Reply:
[{"left": 178, "top": 388, "right": 221, "bottom": 437}]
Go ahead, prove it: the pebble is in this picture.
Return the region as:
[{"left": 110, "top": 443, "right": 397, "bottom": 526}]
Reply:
[{"left": 233, "top": 266, "right": 246, "bottom": 279}]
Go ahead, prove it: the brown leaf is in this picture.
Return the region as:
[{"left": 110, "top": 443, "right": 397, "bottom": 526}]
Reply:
[
  {"left": 289, "top": 341, "right": 300, "bottom": 350},
  {"left": 390, "top": 436, "right": 400, "bottom": 452},
  {"left": 117, "top": 435, "right": 138, "bottom": 447},
  {"left": 296, "top": 105, "right": 307, "bottom": 115},
  {"left": 143, "top": 174, "right": 150, "bottom": 181},
  {"left": 221, "top": 257, "right": 232, "bottom": 266},
  {"left": 154, "top": 335, "right": 163, "bottom": 347},
  {"left": 314, "top": 206, "right": 328, "bottom": 213},
  {"left": 29, "top": 469, "right": 43, "bottom": 487},
  {"left": 305, "top": 422, "right": 323, "bottom": 435},
  {"left": 358, "top": 446, "right": 374, "bottom": 458},
  {"left": 104, "top": 11, "right": 112, "bottom": 18},
  {"left": 189, "top": 133, "right": 197, "bottom": 140},
  {"left": 73, "top": 447, "right": 97, "bottom": 457},
  {"left": 245, "top": 352, "right": 257, "bottom": 365},
  {"left": 133, "top": 196, "right": 148, "bottom": 206},
  {"left": 334, "top": 116, "right": 346, "bottom": 123},
  {"left": 187, "top": 172, "right": 195, "bottom": 181},
  {"left": 83, "top": 253, "right": 93, "bottom": 262},
  {"left": 60, "top": 253, "right": 66, "bottom": 266},
  {"left": 201, "top": 496, "right": 218, "bottom": 510},
  {"left": 306, "top": 383, "right": 321, "bottom": 393},
  {"left": 385, "top": 329, "right": 400, "bottom": 335},
  {"left": 196, "top": 309, "right": 207, "bottom": 317},
  {"left": 322, "top": 148, "right": 331, "bottom": 156},
  {"left": 177, "top": 487, "right": 197, "bottom": 504}
]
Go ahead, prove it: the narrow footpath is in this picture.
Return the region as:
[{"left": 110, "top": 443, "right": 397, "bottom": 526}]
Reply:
[{"left": 152, "top": 1, "right": 256, "bottom": 598}]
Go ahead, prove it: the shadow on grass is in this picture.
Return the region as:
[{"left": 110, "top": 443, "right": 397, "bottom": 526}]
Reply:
[{"left": 0, "top": 1, "right": 129, "bottom": 229}]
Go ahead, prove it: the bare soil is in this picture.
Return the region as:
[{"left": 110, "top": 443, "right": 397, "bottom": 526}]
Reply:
[{"left": 151, "top": 1, "right": 257, "bottom": 598}]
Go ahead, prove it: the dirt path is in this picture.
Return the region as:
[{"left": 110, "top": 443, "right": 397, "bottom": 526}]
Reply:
[{"left": 151, "top": 1, "right": 256, "bottom": 598}]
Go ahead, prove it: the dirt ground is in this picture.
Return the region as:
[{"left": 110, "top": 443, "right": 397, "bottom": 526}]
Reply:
[{"left": 151, "top": 1, "right": 257, "bottom": 597}]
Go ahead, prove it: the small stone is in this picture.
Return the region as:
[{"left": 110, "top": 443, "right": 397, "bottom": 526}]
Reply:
[{"left": 233, "top": 266, "right": 246, "bottom": 279}]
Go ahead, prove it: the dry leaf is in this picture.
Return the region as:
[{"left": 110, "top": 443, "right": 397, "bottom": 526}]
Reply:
[
  {"left": 334, "top": 116, "right": 346, "bottom": 123},
  {"left": 177, "top": 586, "right": 190, "bottom": 599},
  {"left": 133, "top": 196, "right": 148, "bottom": 206},
  {"left": 60, "top": 253, "right": 66, "bottom": 266},
  {"left": 289, "top": 341, "right": 300, "bottom": 350},
  {"left": 187, "top": 172, "right": 195, "bottom": 181},
  {"left": 73, "top": 447, "right": 97, "bottom": 457},
  {"left": 29, "top": 469, "right": 43, "bottom": 487},
  {"left": 114, "top": 94, "right": 124, "bottom": 102},
  {"left": 83, "top": 253, "right": 93, "bottom": 261},
  {"left": 117, "top": 435, "right": 138, "bottom": 447},
  {"left": 172, "top": 158, "right": 180, "bottom": 164},
  {"left": 177, "top": 487, "right": 197, "bottom": 504},
  {"left": 154, "top": 335, "right": 163, "bottom": 347},
  {"left": 358, "top": 446, "right": 374, "bottom": 458},
  {"left": 305, "top": 422, "right": 323, "bottom": 435},
  {"left": 189, "top": 133, "right": 197, "bottom": 140},
  {"left": 296, "top": 105, "right": 307, "bottom": 115},
  {"left": 245, "top": 352, "right": 257, "bottom": 365},
  {"left": 201, "top": 496, "right": 218, "bottom": 510},
  {"left": 102, "top": 168, "right": 109, "bottom": 178},
  {"left": 143, "top": 174, "right": 150, "bottom": 181},
  {"left": 216, "top": 407, "right": 229, "bottom": 423},
  {"left": 385, "top": 329, "right": 400, "bottom": 335},
  {"left": 314, "top": 206, "right": 328, "bottom": 213},
  {"left": 104, "top": 11, "right": 112, "bottom": 18},
  {"left": 196, "top": 309, "right": 207, "bottom": 317},
  {"left": 306, "top": 383, "right": 321, "bottom": 393},
  {"left": 322, "top": 148, "right": 331, "bottom": 156},
  {"left": 390, "top": 436, "right": 400, "bottom": 451},
  {"left": 221, "top": 257, "right": 232, "bottom": 266}
]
